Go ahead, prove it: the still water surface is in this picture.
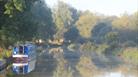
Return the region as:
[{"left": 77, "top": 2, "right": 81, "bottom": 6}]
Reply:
[{"left": 0, "top": 47, "right": 138, "bottom": 77}]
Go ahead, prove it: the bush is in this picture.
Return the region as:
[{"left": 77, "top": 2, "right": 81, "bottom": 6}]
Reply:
[
  {"left": 6, "top": 70, "right": 15, "bottom": 77},
  {"left": 0, "top": 49, "right": 12, "bottom": 59},
  {"left": 121, "top": 47, "right": 138, "bottom": 65}
]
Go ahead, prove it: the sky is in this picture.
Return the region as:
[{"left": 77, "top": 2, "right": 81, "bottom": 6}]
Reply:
[{"left": 45, "top": 0, "right": 138, "bottom": 16}]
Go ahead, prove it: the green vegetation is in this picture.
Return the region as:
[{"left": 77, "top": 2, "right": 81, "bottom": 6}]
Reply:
[
  {"left": 0, "top": 0, "right": 54, "bottom": 48},
  {"left": 2, "top": 0, "right": 25, "bottom": 17},
  {"left": 0, "top": 0, "right": 137, "bottom": 48},
  {"left": 75, "top": 11, "right": 98, "bottom": 38},
  {"left": 104, "top": 32, "right": 118, "bottom": 44},
  {"left": 0, "top": 48, "right": 12, "bottom": 59},
  {"left": 121, "top": 47, "right": 138, "bottom": 65},
  {"left": 52, "top": 1, "right": 77, "bottom": 39},
  {"left": 112, "top": 13, "right": 138, "bottom": 31},
  {"left": 0, "top": 0, "right": 138, "bottom": 72},
  {"left": 6, "top": 69, "right": 15, "bottom": 77}
]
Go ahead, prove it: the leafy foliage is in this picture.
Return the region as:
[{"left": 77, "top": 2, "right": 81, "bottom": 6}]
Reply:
[
  {"left": 75, "top": 11, "right": 98, "bottom": 38},
  {"left": 104, "top": 31, "right": 119, "bottom": 44},
  {"left": 112, "top": 13, "right": 138, "bottom": 31},
  {"left": 0, "top": 0, "right": 54, "bottom": 48},
  {"left": 53, "top": 1, "right": 73, "bottom": 38},
  {"left": 121, "top": 47, "right": 138, "bottom": 65},
  {"left": 0, "top": 0, "right": 138, "bottom": 68}
]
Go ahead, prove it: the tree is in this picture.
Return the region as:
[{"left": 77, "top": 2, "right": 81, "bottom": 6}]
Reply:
[
  {"left": 52, "top": 1, "right": 73, "bottom": 39},
  {"left": 91, "top": 22, "right": 112, "bottom": 43},
  {"left": 112, "top": 12, "right": 138, "bottom": 43},
  {"left": 104, "top": 32, "right": 118, "bottom": 44},
  {"left": 0, "top": 0, "right": 39, "bottom": 17},
  {"left": 64, "top": 27, "right": 79, "bottom": 42},
  {"left": 130, "top": 11, "right": 138, "bottom": 31},
  {"left": 75, "top": 11, "right": 98, "bottom": 38},
  {"left": 112, "top": 13, "right": 138, "bottom": 30},
  {"left": 31, "top": 0, "right": 55, "bottom": 40},
  {"left": 0, "top": 0, "right": 19, "bottom": 48},
  {"left": 0, "top": 0, "right": 53, "bottom": 48}
]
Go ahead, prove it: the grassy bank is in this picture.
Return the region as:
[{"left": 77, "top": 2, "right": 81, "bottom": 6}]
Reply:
[{"left": 0, "top": 48, "right": 12, "bottom": 59}]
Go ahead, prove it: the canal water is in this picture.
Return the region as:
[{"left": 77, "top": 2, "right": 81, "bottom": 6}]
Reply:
[{"left": 0, "top": 47, "right": 138, "bottom": 77}]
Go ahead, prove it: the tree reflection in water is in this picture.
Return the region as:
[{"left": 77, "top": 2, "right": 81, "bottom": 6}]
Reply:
[
  {"left": 1, "top": 47, "right": 137, "bottom": 77},
  {"left": 76, "top": 56, "right": 100, "bottom": 77},
  {"left": 49, "top": 47, "right": 73, "bottom": 77},
  {"left": 50, "top": 47, "right": 138, "bottom": 77},
  {"left": 53, "top": 58, "right": 73, "bottom": 77}
]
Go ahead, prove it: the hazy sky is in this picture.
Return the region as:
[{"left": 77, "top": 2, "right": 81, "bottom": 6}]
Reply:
[{"left": 45, "top": 0, "right": 138, "bottom": 16}]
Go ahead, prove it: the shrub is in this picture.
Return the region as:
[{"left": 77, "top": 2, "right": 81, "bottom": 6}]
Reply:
[
  {"left": 121, "top": 47, "right": 138, "bottom": 65},
  {"left": 0, "top": 49, "right": 12, "bottom": 59}
]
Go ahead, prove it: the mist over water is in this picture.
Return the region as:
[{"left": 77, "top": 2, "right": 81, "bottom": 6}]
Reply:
[
  {"left": 0, "top": 0, "right": 137, "bottom": 77},
  {"left": 6, "top": 47, "right": 138, "bottom": 77}
]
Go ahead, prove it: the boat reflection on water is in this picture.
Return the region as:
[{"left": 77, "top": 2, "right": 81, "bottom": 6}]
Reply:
[{"left": 12, "top": 59, "right": 36, "bottom": 74}]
